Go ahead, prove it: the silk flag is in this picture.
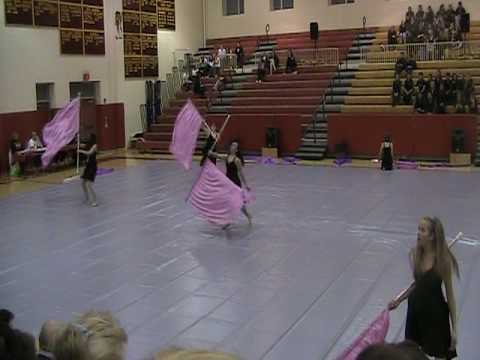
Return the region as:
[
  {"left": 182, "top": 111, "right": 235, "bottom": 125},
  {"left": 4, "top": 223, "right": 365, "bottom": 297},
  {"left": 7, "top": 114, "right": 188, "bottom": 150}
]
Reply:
[
  {"left": 170, "top": 99, "right": 204, "bottom": 170},
  {"left": 187, "top": 160, "right": 244, "bottom": 225},
  {"left": 41, "top": 97, "right": 80, "bottom": 168},
  {"left": 336, "top": 309, "right": 390, "bottom": 360}
]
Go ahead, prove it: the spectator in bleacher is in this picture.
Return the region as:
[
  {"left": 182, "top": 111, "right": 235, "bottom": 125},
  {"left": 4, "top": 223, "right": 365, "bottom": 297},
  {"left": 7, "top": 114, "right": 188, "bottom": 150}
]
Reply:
[
  {"left": 388, "top": 26, "right": 398, "bottom": 46},
  {"left": 395, "top": 52, "right": 407, "bottom": 75},
  {"left": 269, "top": 49, "right": 279, "bottom": 74},
  {"left": 402, "top": 72, "right": 415, "bottom": 105},
  {"left": 256, "top": 56, "right": 267, "bottom": 83},
  {"left": 38, "top": 320, "right": 66, "bottom": 360},
  {"left": 415, "top": 72, "right": 428, "bottom": 113},
  {"left": 406, "top": 6, "right": 414, "bottom": 23},
  {"left": 235, "top": 42, "right": 244, "bottom": 69},
  {"left": 9, "top": 132, "right": 25, "bottom": 176},
  {"left": 437, "top": 82, "right": 448, "bottom": 113},
  {"left": 425, "top": 6, "right": 435, "bottom": 25},
  {"left": 446, "top": 4, "right": 456, "bottom": 27},
  {"left": 285, "top": 49, "right": 298, "bottom": 74},
  {"left": 426, "top": 73, "right": 437, "bottom": 112},
  {"left": 437, "top": 4, "right": 446, "bottom": 20},
  {"left": 217, "top": 45, "right": 226, "bottom": 59},
  {"left": 399, "top": 21, "right": 407, "bottom": 44},
  {"left": 392, "top": 73, "right": 403, "bottom": 106},
  {"left": 456, "top": 1, "right": 466, "bottom": 16},
  {"left": 464, "top": 73, "right": 476, "bottom": 112},
  {"left": 444, "top": 72, "right": 454, "bottom": 104},
  {"left": 416, "top": 5, "right": 425, "bottom": 22},
  {"left": 406, "top": 54, "right": 417, "bottom": 74},
  {"left": 193, "top": 75, "right": 205, "bottom": 97},
  {"left": 455, "top": 73, "right": 466, "bottom": 112}
]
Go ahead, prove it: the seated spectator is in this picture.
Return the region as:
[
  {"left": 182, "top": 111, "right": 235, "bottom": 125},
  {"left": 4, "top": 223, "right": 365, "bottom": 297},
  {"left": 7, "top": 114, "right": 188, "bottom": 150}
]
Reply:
[
  {"left": 38, "top": 320, "right": 66, "bottom": 360},
  {"left": 55, "top": 310, "right": 127, "bottom": 360},
  {"left": 395, "top": 52, "right": 407, "bottom": 75},
  {"left": 0, "top": 309, "right": 36, "bottom": 360},
  {"left": 399, "top": 20, "right": 407, "bottom": 44},
  {"left": 464, "top": 73, "right": 477, "bottom": 113},
  {"left": 27, "top": 132, "right": 43, "bottom": 150},
  {"left": 152, "top": 348, "right": 239, "bottom": 359},
  {"left": 456, "top": 73, "right": 466, "bottom": 112},
  {"left": 257, "top": 56, "right": 267, "bottom": 83},
  {"left": 193, "top": 75, "right": 205, "bottom": 97},
  {"left": 209, "top": 75, "right": 225, "bottom": 108},
  {"left": 388, "top": 26, "right": 398, "bottom": 45},
  {"left": 426, "top": 73, "right": 437, "bottom": 112},
  {"left": 357, "top": 340, "right": 428, "bottom": 360},
  {"left": 234, "top": 42, "right": 244, "bottom": 69},
  {"left": 217, "top": 45, "right": 226, "bottom": 59},
  {"left": 437, "top": 82, "right": 448, "bottom": 113},
  {"left": 402, "top": 72, "right": 415, "bottom": 105},
  {"left": 406, "top": 54, "right": 417, "bottom": 74},
  {"left": 444, "top": 72, "right": 454, "bottom": 104},
  {"left": 415, "top": 72, "right": 428, "bottom": 113},
  {"left": 392, "top": 73, "right": 402, "bottom": 106},
  {"left": 269, "top": 49, "right": 279, "bottom": 74},
  {"left": 285, "top": 49, "right": 297, "bottom": 73},
  {"left": 425, "top": 5, "right": 435, "bottom": 25}
]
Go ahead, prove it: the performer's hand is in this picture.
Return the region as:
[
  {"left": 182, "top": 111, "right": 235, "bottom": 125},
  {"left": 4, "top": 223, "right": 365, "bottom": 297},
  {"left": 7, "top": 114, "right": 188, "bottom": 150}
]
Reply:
[{"left": 388, "top": 299, "right": 400, "bottom": 311}]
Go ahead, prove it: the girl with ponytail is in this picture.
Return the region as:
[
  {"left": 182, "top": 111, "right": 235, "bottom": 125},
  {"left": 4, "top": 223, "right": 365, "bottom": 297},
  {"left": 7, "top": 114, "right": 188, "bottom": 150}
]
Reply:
[{"left": 389, "top": 217, "right": 459, "bottom": 359}]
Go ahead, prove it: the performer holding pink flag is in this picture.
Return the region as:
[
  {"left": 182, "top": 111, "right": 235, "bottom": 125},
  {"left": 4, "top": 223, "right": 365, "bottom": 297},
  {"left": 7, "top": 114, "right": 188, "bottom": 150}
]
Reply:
[
  {"left": 209, "top": 141, "right": 253, "bottom": 227},
  {"left": 78, "top": 134, "right": 98, "bottom": 207},
  {"left": 389, "top": 217, "right": 459, "bottom": 360}
]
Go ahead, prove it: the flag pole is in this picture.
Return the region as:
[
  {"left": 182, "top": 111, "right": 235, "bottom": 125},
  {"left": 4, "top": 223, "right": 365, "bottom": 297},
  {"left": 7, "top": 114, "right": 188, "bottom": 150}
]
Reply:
[
  {"left": 208, "top": 114, "right": 230, "bottom": 154},
  {"left": 393, "top": 231, "right": 463, "bottom": 303},
  {"left": 64, "top": 94, "right": 81, "bottom": 183}
]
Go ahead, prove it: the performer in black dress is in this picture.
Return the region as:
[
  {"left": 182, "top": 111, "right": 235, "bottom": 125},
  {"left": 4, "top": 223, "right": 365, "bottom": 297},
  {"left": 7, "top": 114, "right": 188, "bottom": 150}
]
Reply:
[
  {"left": 379, "top": 135, "right": 394, "bottom": 171},
  {"left": 200, "top": 123, "right": 218, "bottom": 167},
  {"left": 79, "top": 134, "right": 98, "bottom": 207},
  {"left": 389, "top": 217, "right": 459, "bottom": 360},
  {"left": 209, "top": 141, "right": 252, "bottom": 226}
]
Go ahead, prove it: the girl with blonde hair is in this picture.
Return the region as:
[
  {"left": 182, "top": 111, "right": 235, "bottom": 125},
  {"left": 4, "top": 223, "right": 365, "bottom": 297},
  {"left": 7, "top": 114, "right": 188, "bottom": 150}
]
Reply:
[{"left": 389, "top": 217, "right": 459, "bottom": 360}]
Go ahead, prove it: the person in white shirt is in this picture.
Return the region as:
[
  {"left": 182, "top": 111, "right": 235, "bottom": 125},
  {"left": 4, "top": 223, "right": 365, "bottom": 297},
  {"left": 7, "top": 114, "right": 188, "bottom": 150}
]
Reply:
[{"left": 27, "top": 132, "right": 43, "bottom": 150}]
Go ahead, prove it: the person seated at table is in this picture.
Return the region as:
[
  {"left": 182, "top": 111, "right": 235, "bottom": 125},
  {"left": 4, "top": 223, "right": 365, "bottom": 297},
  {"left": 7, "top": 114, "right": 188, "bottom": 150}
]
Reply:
[
  {"left": 8, "top": 132, "right": 25, "bottom": 176},
  {"left": 27, "top": 132, "right": 43, "bottom": 150}
]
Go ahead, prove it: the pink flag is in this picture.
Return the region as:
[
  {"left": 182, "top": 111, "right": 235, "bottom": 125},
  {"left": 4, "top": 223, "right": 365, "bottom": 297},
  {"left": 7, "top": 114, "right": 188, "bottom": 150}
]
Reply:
[
  {"left": 41, "top": 98, "right": 80, "bottom": 167},
  {"left": 336, "top": 309, "right": 390, "bottom": 360},
  {"left": 187, "top": 160, "right": 244, "bottom": 225},
  {"left": 169, "top": 99, "right": 204, "bottom": 170}
]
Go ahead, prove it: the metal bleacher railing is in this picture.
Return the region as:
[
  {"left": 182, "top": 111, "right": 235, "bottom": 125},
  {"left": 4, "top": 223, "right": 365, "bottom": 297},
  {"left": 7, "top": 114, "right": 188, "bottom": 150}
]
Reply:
[{"left": 360, "top": 40, "right": 480, "bottom": 63}]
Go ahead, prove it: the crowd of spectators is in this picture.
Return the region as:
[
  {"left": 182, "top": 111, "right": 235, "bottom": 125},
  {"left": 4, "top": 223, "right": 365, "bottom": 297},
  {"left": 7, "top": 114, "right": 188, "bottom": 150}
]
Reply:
[{"left": 388, "top": 2, "right": 470, "bottom": 46}]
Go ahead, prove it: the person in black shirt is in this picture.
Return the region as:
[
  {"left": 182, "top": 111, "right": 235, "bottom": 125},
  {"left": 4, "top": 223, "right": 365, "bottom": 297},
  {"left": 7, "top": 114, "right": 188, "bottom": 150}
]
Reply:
[
  {"left": 235, "top": 42, "right": 244, "bottom": 70},
  {"left": 426, "top": 73, "right": 437, "bottom": 113},
  {"left": 415, "top": 72, "right": 427, "bottom": 113},
  {"left": 437, "top": 82, "right": 448, "bottom": 113},
  {"left": 444, "top": 73, "right": 454, "bottom": 105},
  {"left": 455, "top": 73, "right": 466, "bottom": 112},
  {"left": 464, "top": 74, "right": 477, "bottom": 113},
  {"left": 402, "top": 72, "right": 415, "bottom": 105},
  {"left": 388, "top": 26, "right": 398, "bottom": 46},
  {"left": 395, "top": 52, "right": 407, "bottom": 75},
  {"left": 285, "top": 49, "right": 297, "bottom": 74},
  {"left": 406, "top": 54, "right": 417, "bottom": 74},
  {"left": 406, "top": 6, "right": 414, "bottom": 23},
  {"left": 416, "top": 5, "right": 425, "bottom": 22},
  {"left": 399, "top": 20, "right": 407, "bottom": 44},
  {"left": 79, "top": 134, "right": 98, "bottom": 207},
  {"left": 392, "top": 73, "right": 402, "bottom": 106},
  {"left": 446, "top": 4, "right": 456, "bottom": 27},
  {"left": 425, "top": 6, "right": 435, "bottom": 25}
]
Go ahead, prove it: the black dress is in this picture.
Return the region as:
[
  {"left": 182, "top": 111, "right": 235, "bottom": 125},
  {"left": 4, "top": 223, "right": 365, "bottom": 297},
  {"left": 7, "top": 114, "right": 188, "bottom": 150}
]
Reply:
[
  {"left": 81, "top": 145, "right": 97, "bottom": 182},
  {"left": 226, "top": 157, "right": 241, "bottom": 187},
  {"left": 200, "top": 134, "right": 217, "bottom": 166},
  {"left": 381, "top": 142, "right": 393, "bottom": 171},
  {"left": 406, "top": 268, "right": 457, "bottom": 359}
]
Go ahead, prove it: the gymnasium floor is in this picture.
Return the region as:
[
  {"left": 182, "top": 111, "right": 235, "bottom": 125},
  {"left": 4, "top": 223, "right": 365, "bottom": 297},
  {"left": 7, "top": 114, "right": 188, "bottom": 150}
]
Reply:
[{"left": 1, "top": 160, "right": 479, "bottom": 360}]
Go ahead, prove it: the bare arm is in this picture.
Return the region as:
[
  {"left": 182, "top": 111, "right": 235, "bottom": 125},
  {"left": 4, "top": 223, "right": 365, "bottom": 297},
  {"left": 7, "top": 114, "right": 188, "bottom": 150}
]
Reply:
[
  {"left": 235, "top": 158, "right": 250, "bottom": 190},
  {"left": 389, "top": 249, "right": 416, "bottom": 310},
  {"left": 444, "top": 264, "right": 458, "bottom": 348},
  {"left": 208, "top": 150, "right": 227, "bottom": 160},
  {"left": 79, "top": 144, "right": 97, "bottom": 156}
]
